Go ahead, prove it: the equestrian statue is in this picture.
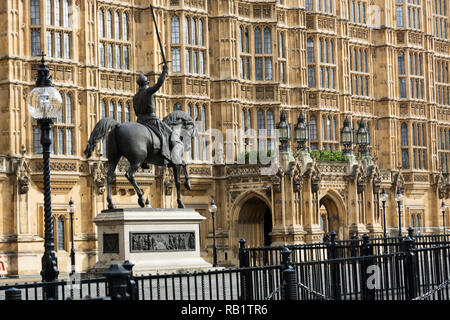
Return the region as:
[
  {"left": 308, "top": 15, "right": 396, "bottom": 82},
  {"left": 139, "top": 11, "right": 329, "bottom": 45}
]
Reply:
[{"left": 84, "top": 5, "right": 196, "bottom": 209}]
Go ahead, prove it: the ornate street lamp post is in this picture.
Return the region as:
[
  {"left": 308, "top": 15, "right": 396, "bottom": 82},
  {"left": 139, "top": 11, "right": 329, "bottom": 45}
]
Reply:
[
  {"left": 441, "top": 200, "right": 446, "bottom": 240},
  {"left": 356, "top": 118, "right": 370, "bottom": 159},
  {"left": 381, "top": 188, "right": 388, "bottom": 239},
  {"left": 209, "top": 199, "right": 218, "bottom": 267},
  {"left": 294, "top": 112, "right": 308, "bottom": 151},
  {"left": 67, "top": 198, "right": 76, "bottom": 276},
  {"left": 395, "top": 187, "right": 403, "bottom": 237},
  {"left": 27, "top": 53, "right": 62, "bottom": 300},
  {"left": 340, "top": 116, "right": 354, "bottom": 156},
  {"left": 277, "top": 111, "right": 291, "bottom": 152}
]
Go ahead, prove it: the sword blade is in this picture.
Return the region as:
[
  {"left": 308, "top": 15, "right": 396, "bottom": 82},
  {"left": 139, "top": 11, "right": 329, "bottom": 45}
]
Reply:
[{"left": 150, "top": 5, "right": 166, "bottom": 64}]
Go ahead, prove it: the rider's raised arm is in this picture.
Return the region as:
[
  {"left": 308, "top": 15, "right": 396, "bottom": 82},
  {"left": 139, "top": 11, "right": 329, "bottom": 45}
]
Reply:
[{"left": 146, "top": 63, "right": 168, "bottom": 95}]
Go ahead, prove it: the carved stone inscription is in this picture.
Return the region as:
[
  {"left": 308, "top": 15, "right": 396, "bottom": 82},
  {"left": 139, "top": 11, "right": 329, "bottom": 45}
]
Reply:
[{"left": 130, "top": 232, "right": 195, "bottom": 252}]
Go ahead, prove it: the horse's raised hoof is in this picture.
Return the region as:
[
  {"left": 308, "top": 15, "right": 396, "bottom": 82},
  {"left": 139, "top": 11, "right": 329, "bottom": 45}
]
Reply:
[
  {"left": 138, "top": 198, "right": 145, "bottom": 208},
  {"left": 177, "top": 200, "right": 185, "bottom": 208},
  {"left": 184, "top": 180, "right": 191, "bottom": 191}
]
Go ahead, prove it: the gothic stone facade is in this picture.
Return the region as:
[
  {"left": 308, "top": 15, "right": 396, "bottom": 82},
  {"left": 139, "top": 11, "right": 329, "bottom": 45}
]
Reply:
[{"left": 0, "top": 0, "right": 449, "bottom": 275}]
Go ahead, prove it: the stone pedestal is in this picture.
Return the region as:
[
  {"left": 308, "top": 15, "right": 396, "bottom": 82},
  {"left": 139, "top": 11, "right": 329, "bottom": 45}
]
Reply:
[{"left": 90, "top": 208, "right": 212, "bottom": 275}]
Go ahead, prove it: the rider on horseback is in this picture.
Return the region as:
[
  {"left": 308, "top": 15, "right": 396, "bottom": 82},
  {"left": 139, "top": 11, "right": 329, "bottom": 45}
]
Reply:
[{"left": 133, "top": 63, "right": 173, "bottom": 168}]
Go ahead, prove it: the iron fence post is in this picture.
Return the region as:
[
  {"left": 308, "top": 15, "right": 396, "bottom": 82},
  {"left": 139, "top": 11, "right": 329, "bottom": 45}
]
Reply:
[
  {"left": 103, "top": 263, "right": 131, "bottom": 300},
  {"left": 327, "top": 231, "right": 341, "bottom": 300},
  {"left": 122, "top": 260, "right": 138, "bottom": 300},
  {"left": 407, "top": 227, "right": 415, "bottom": 241},
  {"left": 238, "top": 239, "right": 253, "bottom": 300},
  {"left": 403, "top": 236, "right": 419, "bottom": 300},
  {"left": 5, "top": 288, "right": 22, "bottom": 300},
  {"left": 280, "top": 247, "right": 298, "bottom": 300},
  {"left": 360, "top": 234, "right": 376, "bottom": 300}
]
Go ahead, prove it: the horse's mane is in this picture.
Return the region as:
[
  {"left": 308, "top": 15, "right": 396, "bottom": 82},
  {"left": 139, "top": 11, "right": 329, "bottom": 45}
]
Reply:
[{"left": 162, "top": 110, "right": 194, "bottom": 127}]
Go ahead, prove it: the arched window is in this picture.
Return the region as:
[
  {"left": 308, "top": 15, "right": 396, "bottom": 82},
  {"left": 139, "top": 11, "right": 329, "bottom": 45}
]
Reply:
[
  {"left": 332, "top": 117, "right": 336, "bottom": 140},
  {"left": 194, "top": 105, "right": 200, "bottom": 160},
  {"left": 264, "top": 28, "right": 271, "bottom": 54},
  {"left": 257, "top": 110, "right": 266, "bottom": 151},
  {"left": 171, "top": 16, "right": 180, "bottom": 44},
  {"left": 33, "top": 127, "right": 42, "bottom": 154},
  {"left": 239, "top": 27, "right": 244, "bottom": 52},
  {"left": 330, "top": 40, "right": 334, "bottom": 64},
  {"left": 319, "top": 39, "right": 323, "bottom": 62},
  {"left": 114, "top": 12, "right": 120, "bottom": 39},
  {"left": 174, "top": 103, "right": 182, "bottom": 111},
  {"left": 57, "top": 101, "right": 63, "bottom": 123},
  {"left": 46, "top": 0, "right": 52, "bottom": 25},
  {"left": 364, "top": 50, "right": 368, "bottom": 72},
  {"left": 125, "top": 102, "right": 130, "bottom": 122},
  {"left": 115, "top": 45, "right": 121, "bottom": 69},
  {"left": 310, "top": 115, "right": 317, "bottom": 140},
  {"left": 117, "top": 101, "right": 122, "bottom": 123},
  {"left": 255, "top": 28, "right": 262, "bottom": 54},
  {"left": 267, "top": 110, "right": 274, "bottom": 136},
  {"left": 244, "top": 28, "right": 249, "bottom": 53},
  {"left": 359, "top": 49, "right": 363, "bottom": 72},
  {"left": 248, "top": 110, "right": 252, "bottom": 131},
  {"left": 106, "top": 10, "right": 112, "bottom": 38},
  {"left": 185, "top": 17, "right": 190, "bottom": 44},
  {"left": 322, "top": 116, "right": 326, "bottom": 139},
  {"left": 324, "top": 40, "right": 328, "bottom": 63},
  {"left": 187, "top": 104, "right": 193, "bottom": 159},
  {"left": 123, "top": 13, "right": 129, "bottom": 41},
  {"left": 109, "top": 101, "right": 114, "bottom": 118},
  {"left": 99, "top": 42, "right": 106, "bottom": 67},
  {"left": 199, "top": 20, "right": 204, "bottom": 46},
  {"left": 307, "top": 38, "right": 315, "bottom": 88},
  {"left": 192, "top": 18, "right": 197, "bottom": 45},
  {"left": 279, "top": 32, "right": 285, "bottom": 58},
  {"left": 257, "top": 110, "right": 265, "bottom": 136},
  {"left": 421, "top": 124, "right": 426, "bottom": 146},
  {"left": 124, "top": 46, "right": 129, "bottom": 70},
  {"left": 31, "top": 0, "right": 40, "bottom": 25},
  {"left": 63, "top": 0, "right": 69, "bottom": 27},
  {"left": 398, "top": 52, "right": 405, "bottom": 74},
  {"left": 201, "top": 105, "right": 207, "bottom": 161},
  {"left": 54, "top": 0, "right": 61, "bottom": 26},
  {"left": 57, "top": 217, "right": 65, "bottom": 251},
  {"left": 241, "top": 109, "right": 246, "bottom": 130},
  {"left": 401, "top": 123, "right": 409, "bottom": 169},
  {"left": 107, "top": 44, "right": 113, "bottom": 68},
  {"left": 65, "top": 93, "right": 72, "bottom": 123},
  {"left": 201, "top": 105, "right": 207, "bottom": 132},
  {"left": 101, "top": 100, "right": 107, "bottom": 118},
  {"left": 327, "top": 116, "right": 332, "bottom": 140},
  {"left": 267, "top": 110, "right": 274, "bottom": 151}
]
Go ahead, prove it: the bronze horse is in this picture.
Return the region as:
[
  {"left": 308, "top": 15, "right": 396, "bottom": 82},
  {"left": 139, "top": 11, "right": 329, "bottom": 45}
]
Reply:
[{"left": 84, "top": 110, "right": 196, "bottom": 209}]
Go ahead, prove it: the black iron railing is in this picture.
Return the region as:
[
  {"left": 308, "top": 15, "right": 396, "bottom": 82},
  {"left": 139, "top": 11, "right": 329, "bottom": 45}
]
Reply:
[{"left": 0, "top": 230, "right": 448, "bottom": 301}]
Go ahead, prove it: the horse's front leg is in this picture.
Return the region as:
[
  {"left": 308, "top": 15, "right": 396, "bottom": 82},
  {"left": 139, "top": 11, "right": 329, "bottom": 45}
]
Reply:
[
  {"left": 107, "top": 160, "right": 119, "bottom": 210},
  {"left": 182, "top": 161, "right": 191, "bottom": 191},
  {"left": 172, "top": 164, "right": 184, "bottom": 208},
  {"left": 125, "top": 162, "right": 145, "bottom": 208}
]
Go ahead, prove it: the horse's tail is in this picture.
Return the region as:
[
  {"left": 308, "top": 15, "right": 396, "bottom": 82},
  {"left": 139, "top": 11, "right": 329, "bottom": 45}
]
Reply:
[{"left": 84, "top": 118, "right": 120, "bottom": 158}]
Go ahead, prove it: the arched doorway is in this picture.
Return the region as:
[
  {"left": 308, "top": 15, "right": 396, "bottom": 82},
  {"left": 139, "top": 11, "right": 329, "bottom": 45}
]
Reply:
[
  {"left": 319, "top": 192, "right": 345, "bottom": 239},
  {"left": 236, "top": 197, "right": 272, "bottom": 248}
]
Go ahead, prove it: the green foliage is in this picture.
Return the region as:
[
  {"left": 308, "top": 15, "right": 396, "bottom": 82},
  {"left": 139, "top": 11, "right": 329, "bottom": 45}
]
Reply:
[
  {"left": 309, "top": 149, "right": 348, "bottom": 162},
  {"left": 237, "top": 150, "right": 274, "bottom": 164}
]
